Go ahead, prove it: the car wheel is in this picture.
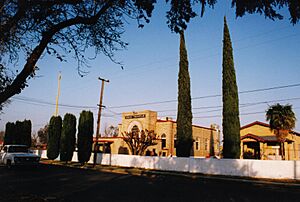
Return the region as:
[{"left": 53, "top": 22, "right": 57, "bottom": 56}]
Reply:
[{"left": 6, "top": 160, "right": 12, "bottom": 169}]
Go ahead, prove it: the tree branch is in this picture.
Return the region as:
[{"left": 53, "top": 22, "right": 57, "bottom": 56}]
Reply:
[{"left": 0, "top": 1, "right": 114, "bottom": 104}]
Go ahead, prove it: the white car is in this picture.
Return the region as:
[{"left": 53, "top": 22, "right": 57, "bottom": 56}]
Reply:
[{"left": 0, "top": 145, "right": 40, "bottom": 168}]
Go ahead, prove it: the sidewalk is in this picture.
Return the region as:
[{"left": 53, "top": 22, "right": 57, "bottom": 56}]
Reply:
[{"left": 40, "top": 159, "right": 300, "bottom": 187}]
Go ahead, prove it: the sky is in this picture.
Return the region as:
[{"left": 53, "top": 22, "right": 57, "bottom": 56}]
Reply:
[{"left": 1, "top": 1, "right": 300, "bottom": 136}]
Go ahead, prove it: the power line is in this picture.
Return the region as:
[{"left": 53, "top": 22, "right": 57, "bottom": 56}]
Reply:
[
  {"left": 108, "top": 83, "right": 300, "bottom": 109},
  {"left": 12, "top": 83, "right": 300, "bottom": 111}
]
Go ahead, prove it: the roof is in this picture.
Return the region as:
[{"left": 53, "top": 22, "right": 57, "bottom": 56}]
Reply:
[
  {"left": 240, "top": 121, "right": 270, "bottom": 130},
  {"left": 157, "top": 119, "right": 216, "bottom": 131},
  {"left": 241, "top": 133, "right": 294, "bottom": 143},
  {"left": 241, "top": 121, "right": 300, "bottom": 136}
]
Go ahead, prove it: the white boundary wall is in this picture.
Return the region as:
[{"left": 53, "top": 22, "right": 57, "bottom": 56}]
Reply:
[{"left": 35, "top": 150, "right": 300, "bottom": 180}]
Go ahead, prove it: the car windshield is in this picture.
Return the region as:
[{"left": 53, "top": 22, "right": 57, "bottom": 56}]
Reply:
[{"left": 8, "top": 146, "right": 28, "bottom": 153}]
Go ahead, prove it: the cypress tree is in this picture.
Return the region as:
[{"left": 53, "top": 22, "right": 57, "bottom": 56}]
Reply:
[
  {"left": 4, "top": 122, "right": 15, "bottom": 145},
  {"left": 222, "top": 17, "right": 241, "bottom": 159},
  {"left": 78, "top": 110, "right": 94, "bottom": 164},
  {"left": 23, "top": 119, "right": 32, "bottom": 147},
  {"left": 15, "top": 121, "right": 23, "bottom": 144},
  {"left": 47, "top": 116, "right": 62, "bottom": 160},
  {"left": 4, "top": 120, "right": 31, "bottom": 146},
  {"left": 60, "top": 113, "right": 76, "bottom": 162},
  {"left": 176, "top": 31, "right": 193, "bottom": 157}
]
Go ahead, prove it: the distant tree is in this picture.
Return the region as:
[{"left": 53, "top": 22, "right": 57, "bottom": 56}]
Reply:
[
  {"left": 222, "top": 17, "right": 241, "bottom": 159},
  {"left": 37, "top": 124, "right": 49, "bottom": 144},
  {"left": 103, "top": 124, "right": 119, "bottom": 137},
  {"left": 266, "top": 103, "right": 296, "bottom": 160},
  {"left": 176, "top": 31, "right": 193, "bottom": 157},
  {"left": 122, "top": 128, "right": 157, "bottom": 155},
  {"left": 31, "top": 132, "right": 38, "bottom": 147},
  {"left": 77, "top": 111, "right": 94, "bottom": 164},
  {"left": 47, "top": 116, "right": 62, "bottom": 160},
  {"left": 2, "top": 1, "right": 298, "bottom": 108},
  {"left": 60, "top": 113, "right": 76, "bottom": 162}
]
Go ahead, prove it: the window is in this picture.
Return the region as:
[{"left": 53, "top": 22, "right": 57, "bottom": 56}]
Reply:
[
  {"left": 161, "top": 133, "right": 166, "bottom": 149},
  {"left": 131, "top": 125, "right": 139, "bottom": 134},
  {"left": 195, "top": 138, "right": 200, "bottom": 151},
  {"left": 204, "top": 138, "right": 208, "bottom": 151}
]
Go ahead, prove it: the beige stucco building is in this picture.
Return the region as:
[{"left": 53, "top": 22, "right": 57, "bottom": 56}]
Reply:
[
  {"left": 97, "top": 110, "right": 220, "bottom": 157},
  {"left": 240, "top": 121, "right": 300, "bottom": 160}
]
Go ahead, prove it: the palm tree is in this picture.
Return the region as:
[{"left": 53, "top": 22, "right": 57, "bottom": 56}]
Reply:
[{"left": 266, "top": 103, "right": 296, "bottom": 160}]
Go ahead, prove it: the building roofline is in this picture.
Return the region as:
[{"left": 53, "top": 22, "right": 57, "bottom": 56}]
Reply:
[
  {"left": 241, "top": 121, "right": 300, "bottom": 136},
  {"left": 157, "top": 119, "right": 216, "bottom": 131},
  {"left": 241, "top": 133, "right": 294, "bottom": 143}
]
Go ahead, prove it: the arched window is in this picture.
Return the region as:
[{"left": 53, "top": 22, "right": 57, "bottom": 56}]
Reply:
[
  {"left": 161, "top": 133, "right": 166, "bottom": 149},
  {"left": 131, "top": 125, "right": 140, "bottom": 134}
]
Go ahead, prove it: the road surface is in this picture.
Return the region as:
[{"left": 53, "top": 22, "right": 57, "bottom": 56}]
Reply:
[{"left": 0, "top": 164, "right": 299, "bottom": 201}]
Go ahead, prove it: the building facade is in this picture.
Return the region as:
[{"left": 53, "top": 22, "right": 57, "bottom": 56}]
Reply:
[
  {"left": 97, "top": 110, "right": 220, "bottom": 157},
  {"left": 240, "top": 121, "right": 300, "bottom": 160}
]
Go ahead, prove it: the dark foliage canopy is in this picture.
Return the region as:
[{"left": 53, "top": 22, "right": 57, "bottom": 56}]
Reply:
[
  {"left": 0, "top": 0, "right": 299, "bottom": 108},
  {"left": 176, "top": 31, "right": 193, "bottom": 157},
  {"left": 77, "top": 110, "right": 94, "bottom": 164},
  {"left": 266, "top": 103, "right": 296, "bottom": 141},
  {"left": 60, "top": 113, "right": 76, "bottom": 162},
  {"left": 47, "top": 115, "right": 62, "bottom": 160},
  {"left": 222, "top": 17, "right": 241, "bottom": 159}
]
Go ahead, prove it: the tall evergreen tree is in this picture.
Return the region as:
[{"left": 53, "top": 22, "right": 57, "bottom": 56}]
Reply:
[
  {"left": 4, "top": 122, "right": 15, "bottom": 145},
  {"left": 222, "top": 17, "right": 241, "bottom": 159},
  {"left": 47, "top": 116, "right": 62, "bottom": 160},
  {"left": 60, "top": 113, "right": 76, "bottom": 162},
  {"left": 23, "top": 119, "right": 32, "bottom": 147},
  {"left": 78, "top": 111, "right": 94, "bottom": 164},
  {"left": 176, "top": 31, "right": 193, "bottom": 157}
]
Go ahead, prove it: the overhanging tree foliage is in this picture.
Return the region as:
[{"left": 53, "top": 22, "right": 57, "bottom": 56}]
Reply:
[
  {"left": 60, "top": 113, "right": 76, "bottom": 162},
  {"left": 176, "top": 31, "right": 193, "bottom": 157},
  {"left": 77, "top": 110, "right": 94, "bottom": 164},
  {"left": 222, "top": 17, "right": 241, "bottom": 159},
  {"left": 1, "top": 1, "right": 299, "bottom": 108},
  {"left": 47, "top": 116, "right": 62, "bottom": 160}
]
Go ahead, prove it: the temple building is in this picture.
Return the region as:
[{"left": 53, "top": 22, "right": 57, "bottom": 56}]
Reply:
[{"left": 97, "top": 110, "right": 221, "bottom": 157}]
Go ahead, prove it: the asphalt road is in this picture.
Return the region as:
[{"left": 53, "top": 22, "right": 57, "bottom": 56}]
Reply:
[{"left": 0, "top": 164, "right": 300, "bottom": 202}]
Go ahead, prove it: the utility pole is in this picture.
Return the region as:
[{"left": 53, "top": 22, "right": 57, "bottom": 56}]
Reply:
[
  {"left": 54, "top": 72, "right": 61, "bottom": 117},
  {"left": 93, "top": 77, "right": 109, "bottom": 166}
]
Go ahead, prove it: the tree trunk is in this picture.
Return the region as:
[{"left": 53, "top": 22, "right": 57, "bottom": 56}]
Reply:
[{"left": 281, "top": 142, "right": 285, "bottom": 160}]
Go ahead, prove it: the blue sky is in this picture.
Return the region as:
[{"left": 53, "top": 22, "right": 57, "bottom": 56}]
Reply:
[{"left": 1, "top": 1, "right": 300, "bottom": 136}]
